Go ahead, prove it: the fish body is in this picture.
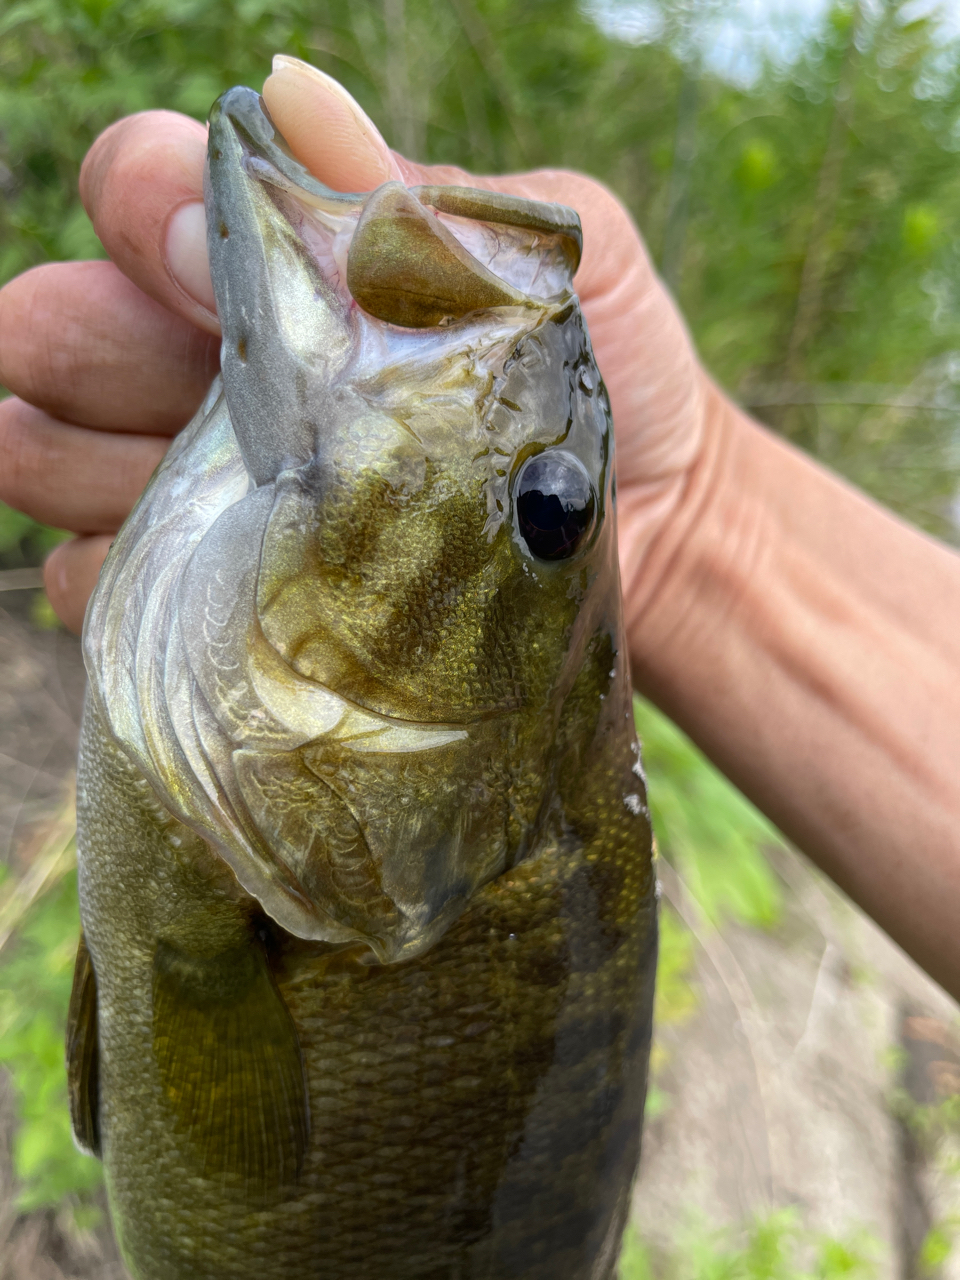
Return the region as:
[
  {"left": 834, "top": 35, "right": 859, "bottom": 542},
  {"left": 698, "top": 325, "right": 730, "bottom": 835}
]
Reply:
[{"left": 72, "top": 87, "right": 657, "bottom": 1279}]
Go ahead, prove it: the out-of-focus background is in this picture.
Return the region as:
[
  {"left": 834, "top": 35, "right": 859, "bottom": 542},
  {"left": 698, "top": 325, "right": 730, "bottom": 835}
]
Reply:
[{"left": 2, "top": 0, "right": 960, "bottom": 1276}]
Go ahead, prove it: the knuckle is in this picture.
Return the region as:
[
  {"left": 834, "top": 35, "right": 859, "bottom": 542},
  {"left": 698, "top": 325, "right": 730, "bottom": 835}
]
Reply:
[
  {"left": 80, "top": 111, "right": 172, "bottom": 205},
  {"left": 0, "top": 403, "right": 57, "bottom": 500},
  {"left": 81, "top": 110, "right": 206, "bottom": 228},
  {"left": 0, "top": 263, "right": 96, "bottom": 406}
]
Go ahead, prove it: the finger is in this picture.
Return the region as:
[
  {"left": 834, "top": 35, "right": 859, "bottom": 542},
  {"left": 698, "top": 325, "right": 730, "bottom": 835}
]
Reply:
[
  {"left": 263, "top": 56, "right": 401, "bottom": 191},
  {"left": 0, "top": 261, "right": 219, "bottom": 435},
  {"left": 0, "top": 399, "right": 167, "bottom": 533},
  {"left": 80, "top": 110, "right": 217, "bottom": 332},
  {"left": 78, "top": 88, "right": 396, "bottom": 338},
  {"left": 44, "top": 536, "right": 112, "bottom": 635},
  {"left": 262, "top": 59, "right": 702, "bottom": 488}
]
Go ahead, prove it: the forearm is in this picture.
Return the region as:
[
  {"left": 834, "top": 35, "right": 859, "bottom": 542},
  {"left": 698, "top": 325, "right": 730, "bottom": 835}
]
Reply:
[{"left": 623, "top": 382, "right": 960, "bottom": 997}]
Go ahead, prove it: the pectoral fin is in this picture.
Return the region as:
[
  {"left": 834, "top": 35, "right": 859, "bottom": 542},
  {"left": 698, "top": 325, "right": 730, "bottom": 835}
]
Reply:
[
  {"left": 151, "top": 934, "right": 309, "bottom": 1193},
  {"left": 66, "top": 932, "right": 100, "bottom": 1158}
]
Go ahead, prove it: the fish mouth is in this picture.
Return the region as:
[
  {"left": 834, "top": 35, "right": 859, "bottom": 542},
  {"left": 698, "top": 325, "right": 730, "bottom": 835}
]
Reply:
[
  {"left": 207, "top": 86, "right": 582, "bottom": 298},
  {"left": 205, "top": 89, "right": 582, "bottom": 488}
]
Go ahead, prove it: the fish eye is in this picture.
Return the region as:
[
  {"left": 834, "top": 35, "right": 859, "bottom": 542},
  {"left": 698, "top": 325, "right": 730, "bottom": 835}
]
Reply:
[{"left": 514, "top": 452, "right": 597, "bottom": 561}]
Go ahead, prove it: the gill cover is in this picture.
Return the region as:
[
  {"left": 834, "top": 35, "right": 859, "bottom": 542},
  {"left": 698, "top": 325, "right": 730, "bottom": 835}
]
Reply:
[{"left": 84, "top": 87, "right": 608, "bottom": 962}]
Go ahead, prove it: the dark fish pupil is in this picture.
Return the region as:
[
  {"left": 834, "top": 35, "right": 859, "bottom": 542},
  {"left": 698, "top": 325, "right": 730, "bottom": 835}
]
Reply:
[{"left": 516, "top": 454, "right": 596, "bottom": 561}]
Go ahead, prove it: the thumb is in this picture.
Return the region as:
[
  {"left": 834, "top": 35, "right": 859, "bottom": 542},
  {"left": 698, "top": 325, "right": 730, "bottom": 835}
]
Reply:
[
  {"left": 262, "top": 56, "right": 583, "bottom": 200},
  {"left": 262, "top": 56, "right": 406, "bottom": 192},
  {"left": 262, "top": 55, "right": 546, "bottom": 196}
]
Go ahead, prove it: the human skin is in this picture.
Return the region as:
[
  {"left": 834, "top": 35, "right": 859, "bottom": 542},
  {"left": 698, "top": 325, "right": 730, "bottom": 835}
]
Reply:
[{"left": 1, "top": 57, "right": 959, "bottom": 999}]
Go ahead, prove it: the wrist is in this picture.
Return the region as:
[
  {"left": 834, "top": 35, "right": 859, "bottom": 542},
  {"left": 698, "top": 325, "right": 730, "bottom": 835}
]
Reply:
[
  {"left": 617, "top": 370, "right": 960, "bottom": 999},
  {"left": 618, "top": 375, "right": 753, "bottom": 685}
]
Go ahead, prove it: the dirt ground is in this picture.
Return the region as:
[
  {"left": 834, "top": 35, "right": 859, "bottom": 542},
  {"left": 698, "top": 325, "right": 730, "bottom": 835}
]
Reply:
[{"left": 0, "top": 589, "right": 957, "bottom": 1278}]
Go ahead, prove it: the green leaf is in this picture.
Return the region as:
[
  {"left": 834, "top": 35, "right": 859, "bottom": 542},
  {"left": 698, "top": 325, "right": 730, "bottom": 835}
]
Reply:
[
  {"left": 902, "top": 204, "right": 940, "bottom": 257},
  {"left": 737, "top": 140, "right": 780, "bottom": 192}
]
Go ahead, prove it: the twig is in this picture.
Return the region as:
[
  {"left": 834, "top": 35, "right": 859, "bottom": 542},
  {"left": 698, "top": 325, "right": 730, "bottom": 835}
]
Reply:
[
  {"left": 0, "top": 569, "right": 43, "bottom": 594},
  {"left": 741, "top": 382, "right": 960, "bottom": 413}
]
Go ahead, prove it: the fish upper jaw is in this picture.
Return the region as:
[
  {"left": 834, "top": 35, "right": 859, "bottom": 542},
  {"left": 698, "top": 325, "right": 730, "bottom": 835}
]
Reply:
[{"left": 206, "top": 88, "right": 360, "bottom": 485}]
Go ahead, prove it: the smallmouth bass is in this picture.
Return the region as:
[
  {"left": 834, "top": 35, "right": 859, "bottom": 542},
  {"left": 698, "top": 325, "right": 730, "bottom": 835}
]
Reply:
[{"left": 71, "top": 86, "right": 657, "bottom": 1279}]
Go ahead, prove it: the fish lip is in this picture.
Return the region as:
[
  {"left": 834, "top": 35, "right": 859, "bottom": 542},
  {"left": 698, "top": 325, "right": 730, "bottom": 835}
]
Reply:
[
  {"left": 205, "top": 88, "right": 365, "bottom": 485},
  {"left": 208, "top": 87, "right": 583, "bottom": 256}
]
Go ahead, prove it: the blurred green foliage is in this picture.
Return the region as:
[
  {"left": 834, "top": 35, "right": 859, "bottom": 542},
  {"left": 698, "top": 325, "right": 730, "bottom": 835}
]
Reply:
[
  {"left": 619, "top": 1211, "right": 879, "bottom": 1279},
  {"left": 635, "top": 692, "right": 785, "bottom": 1134},
  {"left": 0, "top": 503, "right": 66, "bottom": 570},
  {"left": 3, "top": 0, "right": 960, "bottom": 549},
  {"left": 884, "top": 1053, "right": 960, "bottom": 1276},
  {"left": 0, "top": 868, "right": 103, "bottom": 1213},
  {"left": 636, "top": 696, "right": 784, "bottom": 931},
  {"left": 919, "top": 1221, "right": 956, "bottom": 1276},
  {"left": 1, "top": 0, "right": 960, "bottom": 547},
  {"left": 892, "top": 1085, "right": 960, "bottom": 1151},
  {"left": 650, "top": 902, "right": 698, "bottom": 1027}
]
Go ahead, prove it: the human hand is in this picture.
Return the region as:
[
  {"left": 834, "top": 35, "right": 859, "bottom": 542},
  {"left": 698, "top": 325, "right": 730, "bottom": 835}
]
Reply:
[{"left": 0, "top": 56, "right": 710, "bottom": 634}]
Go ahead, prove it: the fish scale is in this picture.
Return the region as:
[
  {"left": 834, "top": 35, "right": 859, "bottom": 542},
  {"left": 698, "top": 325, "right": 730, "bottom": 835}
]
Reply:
[
  {"left": 281, "top": 822, "right": 652, "bottom": 1277},
  {"left": 72, "top": 83, "right": 657, "bottom": 1278}
]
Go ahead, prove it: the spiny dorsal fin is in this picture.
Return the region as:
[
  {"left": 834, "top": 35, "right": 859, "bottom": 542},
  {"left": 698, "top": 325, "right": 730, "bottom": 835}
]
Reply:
[
  {"left": 66, "top": 931, "right": 100, "bottom": 1158},
  {"left": 347, "top": 181, "right": 534, "bottom": 328},
  {"left": 151, "top": 934, "right": 309, "bottom": 1194}
]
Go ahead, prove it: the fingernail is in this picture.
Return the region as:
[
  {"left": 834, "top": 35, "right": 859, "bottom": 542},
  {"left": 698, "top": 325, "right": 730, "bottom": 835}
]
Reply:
[
  {"left": 164, "top": 201, "right": 217, "bottom": 314},
  {"left": 265, "top": 55, "right": 400, "bottom": 189}
]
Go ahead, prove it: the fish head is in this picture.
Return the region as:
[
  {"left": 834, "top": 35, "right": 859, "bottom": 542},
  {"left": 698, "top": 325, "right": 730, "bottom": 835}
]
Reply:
[{"left": 87, "top": 88, "right": 622, "bottom": 962}]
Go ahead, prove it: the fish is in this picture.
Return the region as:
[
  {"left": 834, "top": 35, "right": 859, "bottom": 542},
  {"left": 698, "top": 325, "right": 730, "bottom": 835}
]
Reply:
[{"left": 69, "top": 85, "right": 657, "bottom": 1280}]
